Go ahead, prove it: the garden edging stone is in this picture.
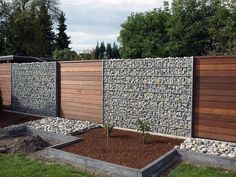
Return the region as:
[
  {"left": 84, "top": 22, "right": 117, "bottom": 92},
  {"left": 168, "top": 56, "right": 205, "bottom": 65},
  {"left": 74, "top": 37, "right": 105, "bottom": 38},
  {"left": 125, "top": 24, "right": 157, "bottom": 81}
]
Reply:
[{"left": 2, "top": 125, "right": 236, "bottom": 176}]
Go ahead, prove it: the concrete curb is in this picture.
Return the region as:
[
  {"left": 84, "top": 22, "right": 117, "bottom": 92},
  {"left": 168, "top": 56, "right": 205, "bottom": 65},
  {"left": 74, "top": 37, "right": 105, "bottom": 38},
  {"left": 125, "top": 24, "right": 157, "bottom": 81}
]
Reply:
[
  {"left": 3, "top": 125, "right": 236, "bottom": 176},
  {"left": 25, "top": 127, "right": 80, "bottom": 144},
  {"left": 38, "top": 145, "right": 180, "bottom": 177},
  {"left": 177, "top": 149, "right": 236, "bottom": 171},
  {"left": 0, "top": 126, "right": 80, "bottom": 145},
  {"left": 0, "top": 125, "right": 26, "bottom": 138},
  {"left": 1, "top": 126, "right": 181, "bottom": 176}
]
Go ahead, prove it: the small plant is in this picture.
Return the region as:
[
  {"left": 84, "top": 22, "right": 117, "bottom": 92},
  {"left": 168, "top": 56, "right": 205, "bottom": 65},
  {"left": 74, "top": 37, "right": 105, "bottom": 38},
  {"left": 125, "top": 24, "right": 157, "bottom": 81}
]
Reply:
[
  {"left": 102, "top": 122, "right": 114, "bottom": 137},
  {"left": 136, "top": 119, "right": 151, "bottom": 144}
]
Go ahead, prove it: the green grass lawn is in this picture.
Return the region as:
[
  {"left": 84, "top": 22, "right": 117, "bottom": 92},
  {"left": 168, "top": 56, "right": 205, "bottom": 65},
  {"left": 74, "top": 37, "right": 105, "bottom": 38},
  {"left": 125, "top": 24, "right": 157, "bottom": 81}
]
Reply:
[
  {"left": 0, "top": 154, "right": 95, "bottom": 177},
  {"left": 168, "top": 163, "right": 236, "bottom": 177},
  {"left": 2, "top": 154, "right": 236, "bottom": 177}
]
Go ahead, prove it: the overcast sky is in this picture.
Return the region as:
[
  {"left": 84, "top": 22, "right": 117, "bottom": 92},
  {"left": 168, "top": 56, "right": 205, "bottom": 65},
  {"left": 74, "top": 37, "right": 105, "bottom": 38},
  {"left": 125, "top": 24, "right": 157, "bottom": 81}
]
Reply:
[{"left": 60, "top": 0, "right": 169, "bottom": 52}]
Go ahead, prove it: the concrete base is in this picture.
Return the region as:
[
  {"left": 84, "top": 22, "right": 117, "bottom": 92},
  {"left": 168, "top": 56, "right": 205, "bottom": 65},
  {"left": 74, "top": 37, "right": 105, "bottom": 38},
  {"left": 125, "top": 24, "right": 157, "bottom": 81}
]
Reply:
[
  {"left": 0, "top": 125, "right": 26, "bottom": 138},
  {"left": 178, "top": 149, "right": 236, "bottom": 171},
  {"left": 39, "top": 146, "right": 180, "bottom": 177}
]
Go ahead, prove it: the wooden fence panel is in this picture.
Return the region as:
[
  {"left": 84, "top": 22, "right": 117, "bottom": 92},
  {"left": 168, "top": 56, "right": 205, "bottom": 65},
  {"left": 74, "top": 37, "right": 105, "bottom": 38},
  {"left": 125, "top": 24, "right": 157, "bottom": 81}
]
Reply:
[
  {"left": 0, "top": 64, "right": 11, "bottom": 109},
  {"left": 59, "top": 61, "right": 103, "bottom": 123},
  {"left": 194, "top": 56, "right": 236, "bottom": 142}
]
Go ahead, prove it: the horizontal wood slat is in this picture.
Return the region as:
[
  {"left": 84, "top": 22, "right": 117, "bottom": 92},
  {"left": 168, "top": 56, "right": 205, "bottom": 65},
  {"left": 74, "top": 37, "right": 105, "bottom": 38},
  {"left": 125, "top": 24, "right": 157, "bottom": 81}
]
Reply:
[
  {"left": 60, "top": 112, "right": 100, "bottom": 122},
  {"left": 60, "top": 71, "right": 102, "bottom": 76},
  {"left": 194, "top": 57, "right": 236, "bottom": 142},
  {"left": 196, "top": 58, "right": 236, "bottom": 64},
  {"left": 60, "top": 75, "right": 102, "bottom": 81},
  {"left": 195, "top": 113, "right": 236, "bottom": 122},
  {"left": 61, "top": 80, "right": 102, "bottom": 86},
  {"left": 0, "top": 64, "right": 11, "bottom": 108},
  {"left": 60, "top": 102, "right": 102, "bottom": 110},
  {"left": 59, "top": 62, "right": 101, "bottom": 67},
  {"left": 197, "top": 64, "right": 236, "bottom": 71},
  {"left": 194, "top": 131, "right": 236, "bottom": 142},
  {"left": 196, "top": 76, "right": 236, "bottom": 84},
  {"left": 196, "top": 102, "right": 236, "bottom": 109},
  {"left": 61, "top": 66, "right": 102, "bottom": 72},
  {"left": 196, "top": 71, "right": 236, "bottom": 77},
  {"left": 195, "top": 107, "right": 236, "bottom": 116},
  {"left": 196, "top": 95, "right": 236, "bottom": 103},
  {"left": 196, "top": 89, "right": 236, "bottom": 96},
  {"left": 195, "top": 119, "right": 236, "bottom": 129},
  {"left": 60, "top": 84, "right": 102, "bottom": 90},
  {"left": 61, "top": 89, "right": 102, "bottom": 95},
  {"left": 59, "top": 61, "right": 102, "bottom": 123},
  {"left": 61, "top": 105, "right": 102, "bottom": 113},
  {"left": 197, "top": 83, "right": 236, "bottom": 90},
  {"left": 60, "top": 93, "right": 102, "bottom": 101},
  {"left": 60, "top": 97, "right": 102, "bottom": 105}
]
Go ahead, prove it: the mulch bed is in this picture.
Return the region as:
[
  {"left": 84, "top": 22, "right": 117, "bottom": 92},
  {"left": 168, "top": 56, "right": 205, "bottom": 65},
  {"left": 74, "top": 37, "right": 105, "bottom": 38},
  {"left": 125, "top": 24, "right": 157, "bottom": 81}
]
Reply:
[
  {"left": 61, "top": 128, "right": 184, "bottom": 169},
  {"left": 0, "top": 111, "right": 41, "bottom": 128}
]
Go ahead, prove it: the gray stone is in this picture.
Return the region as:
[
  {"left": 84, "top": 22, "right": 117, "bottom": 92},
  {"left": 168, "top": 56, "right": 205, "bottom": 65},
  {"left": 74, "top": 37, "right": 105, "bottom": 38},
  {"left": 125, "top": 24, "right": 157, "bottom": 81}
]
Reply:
[
  {"left": 103, "top": 58, "right": 193, "bottom": 137},
  {"left": 180, "top": 138, "right": 236, "bottom": 159},
  {"left": 11, "top": 62, "right": 57, "bottom": 117},
  {"left": 0, "top": 147, "right": 7, "bottom": 153},
  {"left": 4, "top": 117, "right": 100, "bottom": 135}
]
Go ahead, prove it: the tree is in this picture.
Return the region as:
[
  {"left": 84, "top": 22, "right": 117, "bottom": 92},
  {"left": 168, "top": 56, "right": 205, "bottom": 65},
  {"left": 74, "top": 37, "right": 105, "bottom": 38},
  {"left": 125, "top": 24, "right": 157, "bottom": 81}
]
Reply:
[
  {"left": 167, "top": 0, "right": 210, "bottom": 57},
  {"left": 99, "top": 41, "right": 105, "bottom": 59},
  {"left": 206, "top": 0, "right": 236, "bottom": 55},
  {"left": 112, "top": 42, "right": 120, "bottom": 58},
  {"left": 0, "top": 0, "right": 61, "bottom": 57},
  {"left": 106, "top": 43, "right": 112, "bottom": 59},
  {"left": 53, "top": 48, "right": 78, "bottom": 60},
  {"left": 119, "top": 8, "right": 171, "bottom": 58},
  {"left": 118, "top": 0, "right": 236, "bottom": 58},
  {"left": 37, "top": 0, "right": 55, "bottom": 57},
  {"left": 56, "top": 11, "right": 70, "bottom": 50},
  {"left": 94, "top": 42, "right": 100, "bottom": 59}
]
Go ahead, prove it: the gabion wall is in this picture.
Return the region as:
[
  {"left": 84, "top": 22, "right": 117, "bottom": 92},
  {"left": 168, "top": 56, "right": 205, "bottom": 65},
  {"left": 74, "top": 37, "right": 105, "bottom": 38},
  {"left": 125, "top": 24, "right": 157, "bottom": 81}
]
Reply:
[
  {"left": 11, "top": 62, "right": 57, "bottom": 117},
  {"left": 103, "top": 58, "right": 193, "bottom": 137}
]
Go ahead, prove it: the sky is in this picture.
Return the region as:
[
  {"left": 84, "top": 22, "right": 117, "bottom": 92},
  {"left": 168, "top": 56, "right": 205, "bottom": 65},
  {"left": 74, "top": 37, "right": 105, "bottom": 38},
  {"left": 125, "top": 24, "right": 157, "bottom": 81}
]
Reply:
[{"left": 60, "top": 0, "right": 169, "bottom": 53}]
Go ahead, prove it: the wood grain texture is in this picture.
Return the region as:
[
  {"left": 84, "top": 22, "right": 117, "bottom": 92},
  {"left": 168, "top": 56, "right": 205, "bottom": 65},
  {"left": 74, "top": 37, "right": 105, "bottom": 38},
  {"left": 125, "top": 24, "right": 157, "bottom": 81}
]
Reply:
[
  {"left": 59, "top": 61, "right": 103, "bottom": 123},
  {"left": 194, "top": 56, "right": 236, "bottom": 142},
  {"left": 0, "top": 64, "right": 11, "bottom": 109}
]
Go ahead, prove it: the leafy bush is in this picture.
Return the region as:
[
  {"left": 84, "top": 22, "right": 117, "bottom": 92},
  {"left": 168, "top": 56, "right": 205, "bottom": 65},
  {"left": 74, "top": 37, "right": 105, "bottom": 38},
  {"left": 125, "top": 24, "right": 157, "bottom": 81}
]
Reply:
[
  {"left": 102, "top": 122, "right": 114, "bottom": 137},
  {"left": 135, "top": 119, "right": 151, "bottom": 144},
  {"left": 53, "top": 49, "right": 78, "bottom": 60}
]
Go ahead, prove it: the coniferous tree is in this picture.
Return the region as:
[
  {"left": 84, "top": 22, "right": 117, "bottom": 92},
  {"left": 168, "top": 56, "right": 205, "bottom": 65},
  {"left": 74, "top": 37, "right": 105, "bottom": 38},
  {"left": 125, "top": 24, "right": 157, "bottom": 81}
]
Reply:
[
  {"left": 38, "top": 0, "right": 55, "bottom": 57},
  {"left": 0, "top": 0, "right": 59, "bottom": 57},
  {"left": 106, "top": 43, "right": 112, "bottom": 59},
  {"left": 112, "top": 42, "right": 120, "bottom": 58},
  {"left": 94, "top": 42, "right": 100, "bottom": 59},
  {"left": 99, "top": 41, "right": 105, "bottom": 59},
  {"left": 56, "top": 11, "right": 70, "bottom": 50}
]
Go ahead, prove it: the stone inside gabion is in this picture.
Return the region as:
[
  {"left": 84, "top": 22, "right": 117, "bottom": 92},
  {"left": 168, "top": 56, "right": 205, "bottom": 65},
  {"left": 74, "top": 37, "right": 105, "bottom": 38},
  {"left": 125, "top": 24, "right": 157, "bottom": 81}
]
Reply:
[
  {"left": 103, "top": 58, "right": 193, "bottom": 137},
  {"left": 11, "top": 62, "right": 57, "bottom": 117}
]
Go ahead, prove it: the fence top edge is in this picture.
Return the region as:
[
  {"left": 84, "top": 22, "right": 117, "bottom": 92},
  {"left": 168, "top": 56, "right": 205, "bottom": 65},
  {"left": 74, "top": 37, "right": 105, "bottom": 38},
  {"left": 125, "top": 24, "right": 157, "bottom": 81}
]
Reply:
[
  {"left": 194, "top": 56, "right": 236, "bottom": 59},
  {"left": 59, "top": 60, "right": 102, "bottom": 63}
]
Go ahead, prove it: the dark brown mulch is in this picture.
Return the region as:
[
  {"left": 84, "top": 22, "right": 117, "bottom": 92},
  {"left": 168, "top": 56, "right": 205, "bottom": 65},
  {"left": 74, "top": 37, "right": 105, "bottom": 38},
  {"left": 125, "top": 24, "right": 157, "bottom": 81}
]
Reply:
[
  {"left": 61, "top": 128, "right": 184, "bottom": 169},
  {"left": 0, "top": 111, "right": 41, "bottom": 128}
]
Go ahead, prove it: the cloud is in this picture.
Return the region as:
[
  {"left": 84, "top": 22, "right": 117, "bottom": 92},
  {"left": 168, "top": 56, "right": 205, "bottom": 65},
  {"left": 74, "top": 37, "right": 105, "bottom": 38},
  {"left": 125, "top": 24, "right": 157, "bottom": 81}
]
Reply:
[{"left": 60, "top": 0, "right": 168, "bottom": 52}]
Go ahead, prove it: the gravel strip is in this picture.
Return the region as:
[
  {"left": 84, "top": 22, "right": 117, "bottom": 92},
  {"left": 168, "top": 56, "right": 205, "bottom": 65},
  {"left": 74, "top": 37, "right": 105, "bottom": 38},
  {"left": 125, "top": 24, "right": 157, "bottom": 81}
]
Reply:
[
  {"left": 4, "top": 117, "right": 100, "bottom": 135},
  {"left": 180, "top": 138, "right": 236, "bottom": 159}
]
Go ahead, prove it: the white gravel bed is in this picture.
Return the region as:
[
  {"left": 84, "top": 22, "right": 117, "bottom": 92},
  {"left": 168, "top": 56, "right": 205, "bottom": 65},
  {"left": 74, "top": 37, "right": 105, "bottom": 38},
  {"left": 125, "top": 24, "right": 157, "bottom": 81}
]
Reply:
[
  {"left": 4, "top": 117, "right": 100, "bottom": 135},
  {"left": 180, "top": 138, "right": 236, "bottom": 159}
]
